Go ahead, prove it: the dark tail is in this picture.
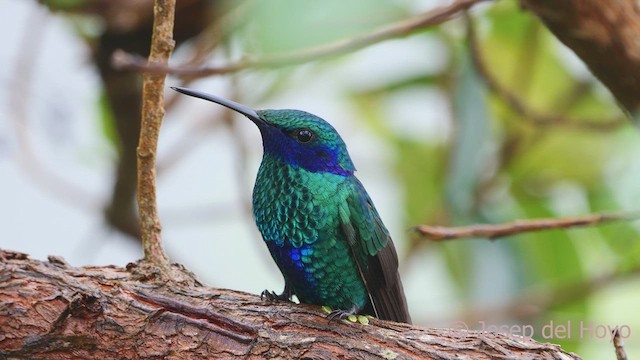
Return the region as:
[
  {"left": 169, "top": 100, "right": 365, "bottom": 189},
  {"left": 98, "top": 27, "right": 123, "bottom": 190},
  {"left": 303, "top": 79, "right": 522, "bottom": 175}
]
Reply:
[{"left": 365, "top": 240, "right": 412, "bottom": 324}]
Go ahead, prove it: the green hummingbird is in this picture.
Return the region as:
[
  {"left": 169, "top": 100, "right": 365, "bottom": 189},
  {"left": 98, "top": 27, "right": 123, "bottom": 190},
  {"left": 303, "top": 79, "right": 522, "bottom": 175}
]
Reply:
[{"left": 172, "top": 87, "right": 411, "bottom": 323}]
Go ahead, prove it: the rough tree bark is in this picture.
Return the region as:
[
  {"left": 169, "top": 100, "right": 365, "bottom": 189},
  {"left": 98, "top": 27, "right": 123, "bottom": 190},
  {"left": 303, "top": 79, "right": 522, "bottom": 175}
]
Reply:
[
  {"left": 520, "top": 0, "right": 640, "bottom": 115},
  {"left": 0, "top": 250, "right": 580, "bottom": 359}
]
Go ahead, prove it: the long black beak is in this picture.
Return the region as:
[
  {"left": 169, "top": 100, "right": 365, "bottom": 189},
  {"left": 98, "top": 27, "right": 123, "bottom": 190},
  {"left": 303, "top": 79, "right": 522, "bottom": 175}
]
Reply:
[{"left": 171, "top": 87, "right": 263, "bottom": 125}]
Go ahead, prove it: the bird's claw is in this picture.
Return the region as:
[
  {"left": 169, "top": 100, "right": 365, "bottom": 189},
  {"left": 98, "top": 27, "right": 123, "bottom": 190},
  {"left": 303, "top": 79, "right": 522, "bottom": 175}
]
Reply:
[
  {"left": 260, "top": 290, "right": 280, "bottom": 301},
  {"left": 261, "top": 289, "right": 292, "bottom": 302},
  {"left": 326, "top": 309, "right": 351, "bottom": 322},
  {"left": 326, "top": 305, "right": 359, "bottom": 323}
]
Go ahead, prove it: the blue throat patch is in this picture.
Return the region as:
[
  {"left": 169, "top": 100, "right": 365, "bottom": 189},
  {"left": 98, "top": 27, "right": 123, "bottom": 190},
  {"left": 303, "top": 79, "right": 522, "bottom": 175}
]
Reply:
[{"left": 259, "top": 125, "right": 353, "bottom": 176}]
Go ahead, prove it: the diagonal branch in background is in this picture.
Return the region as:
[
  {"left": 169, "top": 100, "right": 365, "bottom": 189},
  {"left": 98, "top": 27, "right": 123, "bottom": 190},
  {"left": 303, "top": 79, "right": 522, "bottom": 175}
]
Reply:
[
  {"left": 137, "top": 0, "right": 177, "bottom": 267},
  {"left": 414, "top": 211, "right": 640, "bottom": 241},
  {"left": 441, "top": 259, "right": 640, "bottom": 327},
  {"left": 465, "top": 13, "right": 628, "bottom": 132},
  {"left": 112, "top": 0, "right": 492, "bottom": 78}
]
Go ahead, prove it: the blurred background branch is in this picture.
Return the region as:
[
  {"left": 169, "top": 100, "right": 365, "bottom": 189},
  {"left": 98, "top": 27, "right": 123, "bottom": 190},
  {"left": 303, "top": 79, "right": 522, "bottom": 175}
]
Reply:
[
  {"left": 415, "top": 211, "right": 639, "bottom": 241},
  {"left": 111, "top": 0, "right": 491, "bottom": 77},
  {"left": 450, "top": 259, "right": 640, "bottom": 326}
]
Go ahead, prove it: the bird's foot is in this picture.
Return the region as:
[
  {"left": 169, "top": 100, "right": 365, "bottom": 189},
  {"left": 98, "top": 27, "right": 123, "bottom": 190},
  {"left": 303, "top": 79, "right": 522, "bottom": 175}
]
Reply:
[
  {"left": 325, "top": 305, "right": 368, "bottom": 324},
  {"left": 260, "top": 286, "right": 293, "bottom": 302}
]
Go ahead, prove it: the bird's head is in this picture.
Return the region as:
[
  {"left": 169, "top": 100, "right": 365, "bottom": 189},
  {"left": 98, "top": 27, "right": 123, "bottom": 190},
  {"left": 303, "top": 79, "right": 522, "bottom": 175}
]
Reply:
[{"left": 172, "top": 87, "right": 355, "bottom": 176}]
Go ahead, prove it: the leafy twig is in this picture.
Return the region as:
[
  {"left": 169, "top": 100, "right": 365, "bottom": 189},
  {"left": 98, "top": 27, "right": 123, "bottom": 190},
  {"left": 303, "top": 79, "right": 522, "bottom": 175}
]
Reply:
[
  {"left": 112, "top": 0, "right": 491, "bottom": 78},
  {"left": 414, "top": 211, "right": 639, "bottom": 241},
  {"left": 137, "top": 0, "right": 176, "bottom": 266}
]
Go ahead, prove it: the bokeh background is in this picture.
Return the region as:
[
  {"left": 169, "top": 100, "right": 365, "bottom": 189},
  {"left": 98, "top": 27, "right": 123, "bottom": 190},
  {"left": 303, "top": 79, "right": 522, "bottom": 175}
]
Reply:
[{"left": 1, "top": 0, "right": 639, "bottom": 357}]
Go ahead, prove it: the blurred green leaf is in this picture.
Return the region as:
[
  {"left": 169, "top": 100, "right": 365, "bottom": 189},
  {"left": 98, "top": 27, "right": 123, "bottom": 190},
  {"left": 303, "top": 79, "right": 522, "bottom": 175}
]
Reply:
[
  {"left": 485, "top": 2, "right": 575, "bottom": 112},
  {"left": 445, "top": 51, "right": 491, "bottom": 219},
  {"left": 511, "top": 191, "right": 584, "bottom": 284},
  {"left": 508, "top": 130, "right": 611, "bottom": 188},
  {"left": 243, "top": 0, "right": 405, "bottom": 53},
  {"left": 587, "top": 186, "right": 640, "bottom": 263},
  {"left": 98, "top": 92, "right": 119, "bottom": 151},
  {"left": 41, "top": 0, "right": 87, "bottom": 11}
]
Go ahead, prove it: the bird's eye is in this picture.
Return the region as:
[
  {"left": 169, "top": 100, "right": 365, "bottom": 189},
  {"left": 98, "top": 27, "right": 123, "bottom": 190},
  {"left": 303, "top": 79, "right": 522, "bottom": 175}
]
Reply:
[{"left": 294, "top": 128, "right": 315, "bottom": 143}]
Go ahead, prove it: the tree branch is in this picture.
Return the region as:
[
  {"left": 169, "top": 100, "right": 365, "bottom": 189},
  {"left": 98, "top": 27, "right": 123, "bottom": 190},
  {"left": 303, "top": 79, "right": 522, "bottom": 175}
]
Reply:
[
  {"left": 414, "top": 211, "right": 639, "bottom": 241},
  {"left": 112, "top": 0, "right": 491, "bottom": 78},
  {"left": 0, "top": 250, "right": 581, "bottom": 359},
  {"left": 613, "top": 328, "right": 629, "bottom": 360},
  {"left": 520, "top": 0, "right": 640, "bottom": 116},
  {"left": 137, "top": 0, "right": 176, "bottom": 266}
]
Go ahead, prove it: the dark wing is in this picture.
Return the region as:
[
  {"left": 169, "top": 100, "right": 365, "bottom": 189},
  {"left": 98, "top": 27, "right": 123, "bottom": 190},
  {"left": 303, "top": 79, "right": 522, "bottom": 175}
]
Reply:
[{"left": 340, "top": 178, "right": 412, "bottom": 324}]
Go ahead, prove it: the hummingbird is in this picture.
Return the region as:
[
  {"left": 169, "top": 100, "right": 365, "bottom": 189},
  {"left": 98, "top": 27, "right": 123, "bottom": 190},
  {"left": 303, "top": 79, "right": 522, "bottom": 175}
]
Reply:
[{"left": 172, "top": 87, "right": 411, "bottom": 324}]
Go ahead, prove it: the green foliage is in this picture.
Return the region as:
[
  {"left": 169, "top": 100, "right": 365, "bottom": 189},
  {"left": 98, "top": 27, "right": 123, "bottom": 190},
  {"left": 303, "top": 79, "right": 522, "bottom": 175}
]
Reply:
[
  {"left": 41, "top": 0, "right": 87, "bottom": 11},
  {"left": 335, "top": 1, "right": 637, "bottom": 355},
  {"left": 98, "top": 92, "right": 120, "bottom": 152},
  {"left": 446, "top": 52, "right": 491, "bottom": 219},
  {"left": 242, "top": 0, "right": 405, "bottom": 53}
]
